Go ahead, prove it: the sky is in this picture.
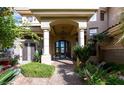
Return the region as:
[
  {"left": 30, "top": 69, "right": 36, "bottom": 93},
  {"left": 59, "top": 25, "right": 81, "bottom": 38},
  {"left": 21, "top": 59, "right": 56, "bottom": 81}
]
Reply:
[
  {"left": 13, "top": 11, "right": 22, "bottom": 25},
  {"left": 6, "top": 0, "right": 124, "bottom": 25},
  {"left": 0, "top": 0, "right": 124, "bottom": 8}
]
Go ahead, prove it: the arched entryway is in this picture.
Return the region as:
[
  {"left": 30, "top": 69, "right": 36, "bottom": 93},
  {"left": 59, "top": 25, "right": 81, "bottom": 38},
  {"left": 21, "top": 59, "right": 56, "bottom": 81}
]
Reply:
[
  {"left": 55, "top": 40, "right": 71, "bottom": 59},
  {"left": 50, "top": 19, "right": 79, "bottom": 60}
]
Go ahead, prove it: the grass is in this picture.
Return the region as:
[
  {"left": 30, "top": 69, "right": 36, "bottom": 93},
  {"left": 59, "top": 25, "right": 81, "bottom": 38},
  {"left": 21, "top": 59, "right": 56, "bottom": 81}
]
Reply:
[{"left": 21, "top": 62, "right": 55, "bottom": 78}]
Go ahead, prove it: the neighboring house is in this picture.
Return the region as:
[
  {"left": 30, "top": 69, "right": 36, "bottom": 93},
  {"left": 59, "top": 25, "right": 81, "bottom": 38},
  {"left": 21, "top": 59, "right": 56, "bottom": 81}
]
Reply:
[
  {"left": 14, "top": 7, "right": 97, "bottom": 64},
  {"left": 87, "top": 7, "right": 124, "bottom": 64}
]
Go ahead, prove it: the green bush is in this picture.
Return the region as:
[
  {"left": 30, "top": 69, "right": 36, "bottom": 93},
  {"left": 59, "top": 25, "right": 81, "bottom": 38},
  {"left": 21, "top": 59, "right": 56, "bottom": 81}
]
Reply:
[
  {"left": 77, "top": 62, "right": 124, "bottom": 85},
  {"left": 33, "top": 50, "right": 41, "bottom": 62},
  {"left": 73, "top": 45, "right": 91, "bottom": 63},
  {"left": 0, "top": 68, "right": 19, "bottom": 85},
  {"left": 79, "top": 62, "right": 106, "bottom": 85},
  {"left": 117, "top": 64, "right": 124, "bottom": 74},
  {"left": 10, "top": 55, "right": 19, "bottom": 66},
  {"left": 106, "top": 74, "right": 124, "bottom": 85},
  {"left": 21, "top": 62, "right": 55, "bottom": 77}
]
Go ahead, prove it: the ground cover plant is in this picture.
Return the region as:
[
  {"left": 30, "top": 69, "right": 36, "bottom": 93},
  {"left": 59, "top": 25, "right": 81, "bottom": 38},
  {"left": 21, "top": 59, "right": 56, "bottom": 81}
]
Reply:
[{"left": 21, "top": 62, "right": 55, "bottom": 78}]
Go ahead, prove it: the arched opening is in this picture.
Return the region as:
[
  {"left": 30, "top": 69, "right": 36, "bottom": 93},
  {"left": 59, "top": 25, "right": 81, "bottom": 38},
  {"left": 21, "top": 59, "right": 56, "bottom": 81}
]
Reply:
[
  {"left": 50, "top": 19, "right": 79, "bottom": 60},
  {"left": 55, "top": 40, "right": 71, "bottom": 59}
]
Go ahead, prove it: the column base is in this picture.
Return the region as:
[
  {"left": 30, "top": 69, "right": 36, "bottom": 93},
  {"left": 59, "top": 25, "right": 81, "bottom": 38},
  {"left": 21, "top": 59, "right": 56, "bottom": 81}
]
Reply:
[{"left": 41, "top": 54, "right": 51, "bottom": 65}]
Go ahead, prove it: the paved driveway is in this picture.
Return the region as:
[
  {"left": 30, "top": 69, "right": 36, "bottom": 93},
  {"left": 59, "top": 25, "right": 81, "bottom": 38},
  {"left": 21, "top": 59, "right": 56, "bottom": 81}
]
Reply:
[{"left": 12, "top": 60, "right": 86, "bottom": 85}]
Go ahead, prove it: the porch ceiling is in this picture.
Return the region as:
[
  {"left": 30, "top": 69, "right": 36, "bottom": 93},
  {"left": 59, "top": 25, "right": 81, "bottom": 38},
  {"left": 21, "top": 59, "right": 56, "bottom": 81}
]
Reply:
[
  {"left": 30, "top": 26, "right": 43, "bottom": 34},
  {"left": 30, "top": 9, "right": 97, "bottom": 21},
  {"left": 50, "top": 23, "right": 78, "bottom": 37}
]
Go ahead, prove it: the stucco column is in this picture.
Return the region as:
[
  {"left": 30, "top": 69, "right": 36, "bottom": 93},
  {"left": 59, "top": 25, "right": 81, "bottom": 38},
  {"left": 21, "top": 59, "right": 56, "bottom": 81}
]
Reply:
[
  {"left": 19, "top": 46, "right": 23, "bottom": 63},
  {"left": 43, "top": 29, "right": 50, "bottom": 55},
  {"left": 78, "top": 28, "right": 85, "bottom": 47},
  {"left": 41, "top": 29, "right": 51, "bottom": 64},
  {"left": 27, "top": 43, "right": 32, "bottom": 62}
]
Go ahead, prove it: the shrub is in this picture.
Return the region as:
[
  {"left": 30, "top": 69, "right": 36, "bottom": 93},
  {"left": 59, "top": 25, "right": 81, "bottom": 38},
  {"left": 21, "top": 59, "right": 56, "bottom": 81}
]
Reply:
[
  {"left": 117, "top": 64, "right": 124, "bottom": 74},
  {"left": 73, "top": 45, "right": 92, "bottom": 72},
  {"left": 80, "top": 62, "right": 106, "bottom": 85},
  {"left": 21, "top": 62, "right": 55, "bottom": 77},
  {"left": 73, "top": 43, "right": 97, "bottom": 61},
  {"left": 73, "top": 45, "right": 91, "bottom": 63},
  {"left": 0, "top": 68, "right": 19, "bottom": 85},
  {"left": 10, "top": 55, "right": 19, "bottom": 66},
  {"left": 106, "top": 74, "right": 124, "bottom": 85},
  {"left": 99, "top": 62, "right": 120, "bottom": 73},
  {"left": 77, "top": 62, "right": 124, "bottom": 85},
  {"left": 33, "top": 50, "right": 41, "bottom": 62}
]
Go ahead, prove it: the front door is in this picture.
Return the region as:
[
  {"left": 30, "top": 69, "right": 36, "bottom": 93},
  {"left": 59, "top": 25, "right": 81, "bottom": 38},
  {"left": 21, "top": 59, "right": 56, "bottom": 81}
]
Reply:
[
  {"left": 55, "top": 40, "right": 70, "bottom": 59},
  {"left": 22, "top": 42, "right": 36, "bottom": 61}
]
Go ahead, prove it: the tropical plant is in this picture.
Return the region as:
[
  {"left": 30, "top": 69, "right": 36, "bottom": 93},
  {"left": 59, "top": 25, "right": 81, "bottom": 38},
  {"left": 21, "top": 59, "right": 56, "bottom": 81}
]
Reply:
[
  {"left": 0, "top": 68, "right": 19, "bottom": 85},
  {"left": 117, "top": 12, "right": 124, "bottom": 44},
  {"left": 10, "top": 55, "right": 19, "bottom": 66},
  {"left": 73, "top": 42, "right": 96, "bottom": 64},
  {"left": 33, "top": 50, "right": 41, "bottom": 62},
  {"left": 78, "top": 62, "right": 107, "bottom": 85},
  {"left": 76, "top": 61, "right": 124, "bottom": 85},
  {"left": 73, "top": 45, "right": 91, "bottom": 62},
  {"left": 106, "top": 74, "right": 124, "bottom": 85},
  {"left": 92, "top": 31, "right": 112, "bottom": 44}
]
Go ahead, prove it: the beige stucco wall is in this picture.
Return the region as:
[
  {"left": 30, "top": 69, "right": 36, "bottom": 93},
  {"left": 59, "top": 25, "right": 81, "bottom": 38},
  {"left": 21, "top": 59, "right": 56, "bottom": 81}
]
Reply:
[
  {"left": 100, "top": 32, "right": 124, "bottom": 64},
  {"left": 108, "top": 7, "right": 123, "bottom": 27},
  {"left": 87, "top": 8, "right": 108, "bottom": 38},
  {"left": 87, "top": 7, "right": 124, "bottom": 40}
]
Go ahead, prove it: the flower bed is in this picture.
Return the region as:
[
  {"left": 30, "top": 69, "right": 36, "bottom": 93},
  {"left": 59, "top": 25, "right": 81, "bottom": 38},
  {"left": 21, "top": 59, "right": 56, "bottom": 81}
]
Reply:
[
  {"left": 21, "top": 62, "right": 55, "bottom": 78},
  {"left": 76, "top": 62, "right": 124, "bottom": 85}
]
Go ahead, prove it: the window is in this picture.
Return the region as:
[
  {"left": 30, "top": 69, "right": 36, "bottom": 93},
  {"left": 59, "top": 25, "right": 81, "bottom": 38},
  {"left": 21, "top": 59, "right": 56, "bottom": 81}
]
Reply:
[
  {"left": 100, "top": 11, "right": 105, "bottom": 21},
  {"left": 27, "top": 16, "right": 33, "bottom": 22},
  {"left": 89, "top": 28, "right": 97, "bottom": 36}
]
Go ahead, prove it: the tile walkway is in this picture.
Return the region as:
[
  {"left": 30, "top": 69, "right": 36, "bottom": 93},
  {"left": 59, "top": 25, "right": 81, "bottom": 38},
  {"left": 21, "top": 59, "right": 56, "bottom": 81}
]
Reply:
[{"left": 12, "top": 60, "right": 86, "bottom": 85}]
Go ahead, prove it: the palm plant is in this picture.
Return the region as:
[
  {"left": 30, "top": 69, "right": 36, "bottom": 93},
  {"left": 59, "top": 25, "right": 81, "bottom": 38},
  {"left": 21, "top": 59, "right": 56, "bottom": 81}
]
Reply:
[{"left": 117, "top": 12, "right": 124, "bottom": 44}]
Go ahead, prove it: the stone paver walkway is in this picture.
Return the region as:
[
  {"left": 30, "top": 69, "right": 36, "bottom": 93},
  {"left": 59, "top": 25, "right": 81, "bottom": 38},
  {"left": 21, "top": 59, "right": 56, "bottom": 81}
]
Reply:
[{"left": 12, "top": 60, "right": 86, "bottom": 85}]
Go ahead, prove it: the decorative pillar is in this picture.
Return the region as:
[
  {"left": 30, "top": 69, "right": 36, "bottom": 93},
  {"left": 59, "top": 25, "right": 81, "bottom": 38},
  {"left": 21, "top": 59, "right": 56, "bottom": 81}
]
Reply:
[
  {"left": 27, "top": 43, "right": 32, "bottom": 62},
  {"left": 78, "top": 28, "right": 85, "bottom": 47},
  {"left": 43, "top": 29, "right": 50, "bottom": 55},
  {"left": 41, "top": 29, "right": 51, "bottom": 64},
  {"left": 19, "top": 46, "right": 23, "bottom": 63}
]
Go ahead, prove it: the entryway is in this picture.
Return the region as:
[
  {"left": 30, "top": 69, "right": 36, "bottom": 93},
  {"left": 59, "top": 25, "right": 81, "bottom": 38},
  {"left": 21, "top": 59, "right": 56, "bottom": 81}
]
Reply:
[
  {"left": 55, "top": 40, "right": 71, "bottom": 59},
  {"left": 22, "top": 40, "right": 37, "bottom": 63}
]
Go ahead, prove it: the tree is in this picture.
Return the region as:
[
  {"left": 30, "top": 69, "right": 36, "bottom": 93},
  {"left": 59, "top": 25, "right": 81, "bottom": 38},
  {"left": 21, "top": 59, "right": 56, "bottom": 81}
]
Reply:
[
  {"left": 0, "top": 7, "right": 40, "bottom": 49},
  {"left": 0, "top": 7, "right": 18, "bottom": 49},
  {"left": 0, "top": 7, "right": 12, "bottom": 16}
]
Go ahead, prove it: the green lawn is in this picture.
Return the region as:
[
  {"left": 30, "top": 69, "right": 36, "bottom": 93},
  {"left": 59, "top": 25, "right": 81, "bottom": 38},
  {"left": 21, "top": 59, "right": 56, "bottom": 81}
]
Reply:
[{"left": 21, "top": 62, "right": 55, "bottom": 78}]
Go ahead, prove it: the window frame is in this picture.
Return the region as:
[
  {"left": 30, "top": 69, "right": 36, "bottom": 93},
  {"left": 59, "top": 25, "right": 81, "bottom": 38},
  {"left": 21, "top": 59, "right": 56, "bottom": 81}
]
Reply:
[
  {"left": 100, "top": 11, "right": 105, "bottom": 21},
  {"left": 89, "top": 27, "right": 98, "bottom": 36}
]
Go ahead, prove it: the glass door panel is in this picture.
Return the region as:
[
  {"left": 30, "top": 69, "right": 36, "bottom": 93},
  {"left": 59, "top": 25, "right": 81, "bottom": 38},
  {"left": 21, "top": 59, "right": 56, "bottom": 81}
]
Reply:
[{"left": 55, "top": 40, "right": 70, "bottom": 59}]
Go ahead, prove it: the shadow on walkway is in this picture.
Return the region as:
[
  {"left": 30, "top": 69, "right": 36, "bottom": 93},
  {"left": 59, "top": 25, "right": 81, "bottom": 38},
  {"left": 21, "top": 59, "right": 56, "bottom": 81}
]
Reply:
[{"left": 55, "top": 60, "right": 87, "bottom": 85}]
